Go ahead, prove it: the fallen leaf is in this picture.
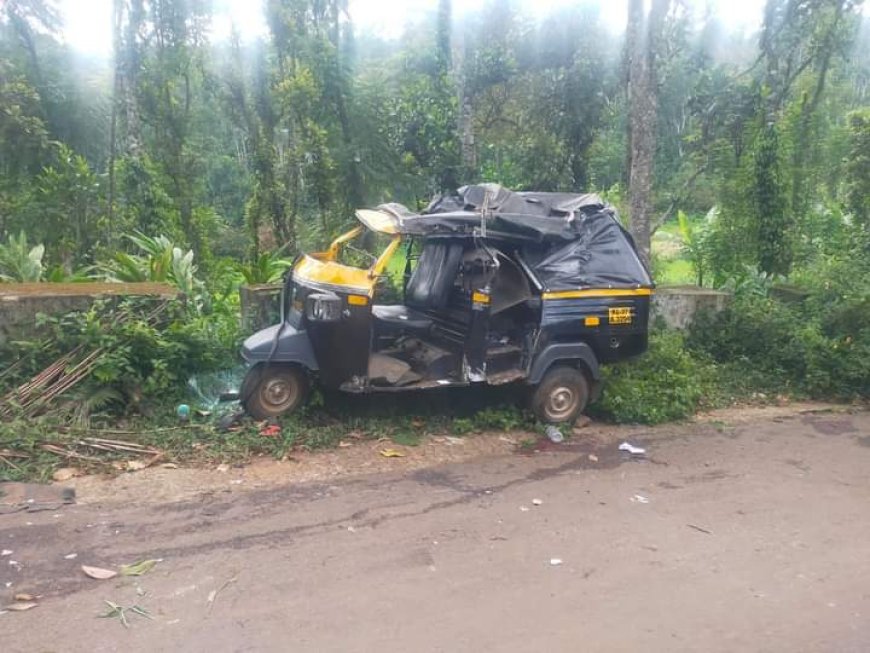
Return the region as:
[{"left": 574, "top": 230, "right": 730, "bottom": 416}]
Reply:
[
  {"left": 52, "top": 467, "right": 79, "bottom": 482},
  {"left": 13, "top": 593, "right": 38, "bottom": 601},
  {"left": 64, "top": 553, "right": 78, "bottom": 560},
  {"left": 129, "top": 605, "right": 152, "bottom": 619},
  {"left": 4, "top": 602, "right": 37, "bottom": 611},
  {"left": 588, "top": 454, "right": 599, "bottom": 463},
  {"left": 379, "top": 449, "right": 406, "bottom": 458},
  {"left": 338, "top": 441, "right": 352, "bottom": 448},
  {"left": 120, "top": 559, "right": 159, "bottom": 576},
  {"left": 161, "top": 463, "right": 179, "bottom": 469},
  {"left": 215, "top": 463, "right": 230, "bottom": 473},
  {"left": 206, "top": 589, "right": 217, "bottom": 604},
  {"left": 125, "top": 460, "right": 148, "bottom": 471},
  {"left": 82, "top": 565, "right": 118, "bottom": 580}
]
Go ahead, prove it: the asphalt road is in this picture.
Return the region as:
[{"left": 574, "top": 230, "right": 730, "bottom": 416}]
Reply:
[{"left": 2, "top": 407, "right": 869, "bottom": 652}]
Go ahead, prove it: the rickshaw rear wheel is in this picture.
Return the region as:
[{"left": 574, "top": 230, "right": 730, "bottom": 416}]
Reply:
[
  {"left": 530, "top": 365, "right": 590, "bottom": 424},
  {"left": 241, "top": 363, "right": 310, "bottom": 420}
]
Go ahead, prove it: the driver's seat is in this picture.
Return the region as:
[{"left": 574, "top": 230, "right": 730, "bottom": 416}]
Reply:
[{"left": 373, "top": 241, "right": 464, "bottom": 334}]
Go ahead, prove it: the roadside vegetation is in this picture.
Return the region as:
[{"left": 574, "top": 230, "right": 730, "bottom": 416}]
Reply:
[{"left": 1, "top": 0, "right": 869, "bottom": 480}]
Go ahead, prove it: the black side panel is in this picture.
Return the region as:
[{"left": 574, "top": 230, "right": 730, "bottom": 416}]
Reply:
[
  {"left": 540, "top": 295, "right": 651, "bottom": 363},
  {"left": 527, "top": 342, "right": 600, "bottom": 384}
]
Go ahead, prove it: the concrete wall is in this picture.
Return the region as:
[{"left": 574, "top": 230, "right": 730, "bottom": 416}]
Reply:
[
  {"left": 0, "top": 283, "right": 178, "bottom": 346},
  {"left": 652, "top": 285, "right": 732, "bottom": 330}
]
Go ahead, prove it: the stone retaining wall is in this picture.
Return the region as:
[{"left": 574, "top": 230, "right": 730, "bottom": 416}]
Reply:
[
  {"left": 0, "top": 282, "right": 178, "bottom": 346},
  {"left": 651, "top": 285, "right": 732, "bottom": 330}
]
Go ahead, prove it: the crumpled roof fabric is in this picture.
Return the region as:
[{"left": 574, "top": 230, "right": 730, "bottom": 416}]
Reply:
[{"left": 377, "top": 184, "right": 652, "bottom": 291}]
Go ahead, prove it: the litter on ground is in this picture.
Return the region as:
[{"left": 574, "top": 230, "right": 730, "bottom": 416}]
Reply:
[{"left": 545, "top": 426, "right": 564, "bottom": 443}]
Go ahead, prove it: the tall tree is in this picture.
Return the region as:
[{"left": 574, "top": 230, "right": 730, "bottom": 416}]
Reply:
[{"left": 626, "top": 0, "right": 670, "bottom": 265}]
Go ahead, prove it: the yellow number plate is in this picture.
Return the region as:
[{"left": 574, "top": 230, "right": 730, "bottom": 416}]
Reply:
[{"left": 608, "top": 307, "right": 632, "bottom": 325}]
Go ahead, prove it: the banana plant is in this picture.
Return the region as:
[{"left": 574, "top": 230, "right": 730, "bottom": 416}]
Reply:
[{"left": 677, "top": 207, "right": 716, "bottom": 287}]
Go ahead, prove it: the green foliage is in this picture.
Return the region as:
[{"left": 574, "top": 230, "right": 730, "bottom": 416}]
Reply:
[
  {"left": 843, "top": 109, "right": 870, "bottom": 229},
  {"left": 0, "top": 230, "right": 44, "bottom": 281},
  {"left": 27, "top": 144, "right": 104, "bottom": 265},
  {"left": 754, "top": 124, "right": 793, "bottom": 276},
  {"left": 594, "top": 331, "right": 714, "bottom": 424},
  {"left": 4, "top": 297, "right": 241, "bottom": 412},
  {"left": 676, "top": 208, "right": 715, "bottom": 286},
  {"left": 98, "top": 232, "right": 203, "bottom": 298},
  {"left": 687, "top": 251, "right": 870, "bottom": 400},
  {"left": 451, "top": 405, "right": 526, "bottom": 434},
  {"left": 237, "top": 250, "right": 295, "bottom": 285}
]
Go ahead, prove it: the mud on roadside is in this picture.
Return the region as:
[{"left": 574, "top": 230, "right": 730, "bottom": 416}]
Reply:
[{"left": 63, "top": 401, "right": 857, "bottom": 507}]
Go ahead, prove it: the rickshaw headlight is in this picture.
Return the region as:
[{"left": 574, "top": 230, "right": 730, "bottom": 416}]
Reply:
[{"left": 305, "top": 292, "right": 343, "bottom": 322}]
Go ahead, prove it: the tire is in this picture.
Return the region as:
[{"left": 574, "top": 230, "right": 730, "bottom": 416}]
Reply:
[
  {"left": 530, "top": 365, "right": 590, "bottom": 424},
  {"left": 240, "top": 363, "right": 310, "bottom": 420}
]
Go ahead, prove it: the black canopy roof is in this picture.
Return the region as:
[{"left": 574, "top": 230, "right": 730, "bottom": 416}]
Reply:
[{"left": 371, "top": 184, "right": 653, "bottom": 291}]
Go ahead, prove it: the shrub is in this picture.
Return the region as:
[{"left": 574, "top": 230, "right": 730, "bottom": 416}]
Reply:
[
  {"left": 1, "top": 297, "right": 241, "bottom": 416},
  {"left": 687, "top": 284, "right": 870, "bottom": 400},
  {"left": 594, "top": 330, "right": 715, "bottom": 424}
]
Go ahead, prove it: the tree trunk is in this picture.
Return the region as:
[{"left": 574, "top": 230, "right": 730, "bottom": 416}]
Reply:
[
  {"left": 455, "top": 27, "right": 476, "bottom": 176},
  {"left": 122, "top": 0, "right": 144, "bottom": 157},
  {"left": 107, "top": 0, "right": 123, "bottom": 237},
  {"left": 789, "top": 0, "right": 844, "bottom": 224},
  {"left": 626, "top": 0, "right": 669, "bottom": 267}
]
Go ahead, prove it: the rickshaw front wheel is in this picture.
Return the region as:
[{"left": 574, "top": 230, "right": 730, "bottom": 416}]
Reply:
[
  {"left": 530, "top": 365, "right": 590, "bottom": 424},
  {"left": 241, "top": 363, "right": 310, "bottom": 420}
]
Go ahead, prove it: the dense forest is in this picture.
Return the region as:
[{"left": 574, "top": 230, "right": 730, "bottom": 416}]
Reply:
[
  {"left": 0, "top": 0, "right": 867, "bottom": 282},
  {"left": 1, "top": 0, "right": 869, "bottom": 479}
]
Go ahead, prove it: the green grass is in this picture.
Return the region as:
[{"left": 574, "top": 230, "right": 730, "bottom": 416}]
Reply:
[
  {"left": 652, "top": 220, "right": 696, "bottom": 285},
  {"left": 656, "top": 257, "right": 695, "bottom": 285},
  {"left": 0, "top": 386, "right": 535, "bottom": 482}
]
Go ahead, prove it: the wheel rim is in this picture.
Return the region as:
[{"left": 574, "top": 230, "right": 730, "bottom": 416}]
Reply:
[
  {"left": 546, "top": 385, "right": 578, "bottom": 421},
  {"left": 261, "top": 375, "right": 298, "bottom": 411}
]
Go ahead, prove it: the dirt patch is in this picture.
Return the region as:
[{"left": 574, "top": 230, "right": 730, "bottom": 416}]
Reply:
[
  {"left": 801, "top": 414, "right": 859, "bottom": 435},
  {"left": 59, "top": 402, "right": 856, "bottom": 508}
]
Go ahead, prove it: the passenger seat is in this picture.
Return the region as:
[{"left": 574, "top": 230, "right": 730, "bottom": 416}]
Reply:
[{"left": 373, "top": 241, "right": 464, "bottom": 334}]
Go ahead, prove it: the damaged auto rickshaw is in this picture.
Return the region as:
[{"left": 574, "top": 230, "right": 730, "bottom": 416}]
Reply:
[{"left": 239, "top": 184, "right": 653, "bottom": 423}]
